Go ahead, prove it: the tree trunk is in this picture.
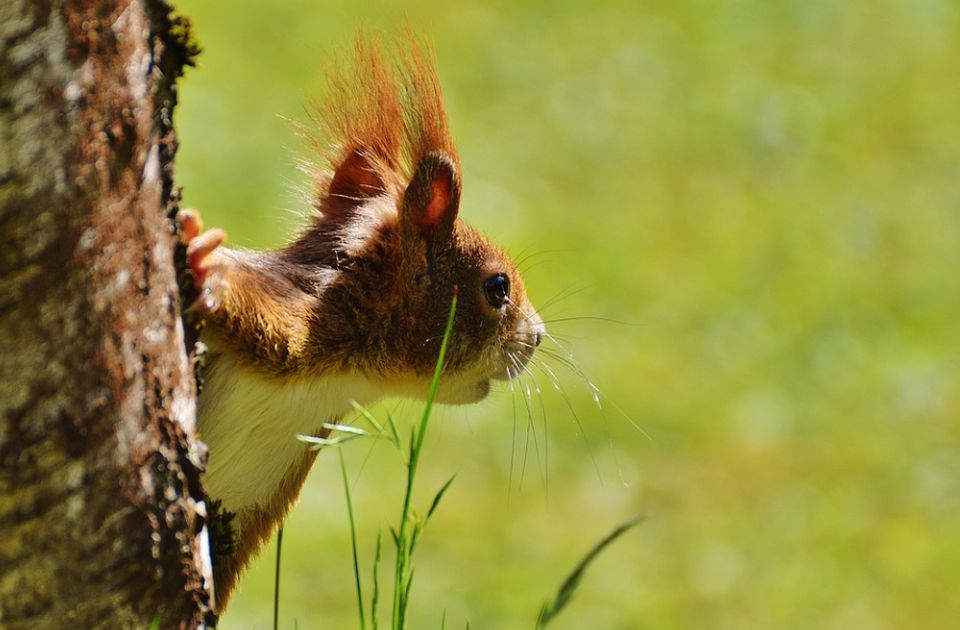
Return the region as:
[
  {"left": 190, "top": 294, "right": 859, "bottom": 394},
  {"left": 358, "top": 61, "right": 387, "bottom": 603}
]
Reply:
[{"left": 0, "top": 1, "right": 214, "bottom": 627}]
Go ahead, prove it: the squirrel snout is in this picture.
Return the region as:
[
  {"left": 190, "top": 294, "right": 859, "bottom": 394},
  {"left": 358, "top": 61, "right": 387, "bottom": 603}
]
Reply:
[{"left": 497, "top": 311, "right": 545, "bottom": 382}]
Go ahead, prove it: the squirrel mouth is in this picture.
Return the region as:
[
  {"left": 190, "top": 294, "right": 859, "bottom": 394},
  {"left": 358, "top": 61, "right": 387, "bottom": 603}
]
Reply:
[
  {"left": 492, "top": 340, "right": 537, "bottom": 382},
  {"left": 494, "top": 314, "right": 545, "bottom": 382}
]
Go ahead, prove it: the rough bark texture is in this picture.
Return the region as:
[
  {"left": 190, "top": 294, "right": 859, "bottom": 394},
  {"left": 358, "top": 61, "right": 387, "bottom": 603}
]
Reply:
[{"left": 0, "top": 1, "right": 213, "bottom": 627}]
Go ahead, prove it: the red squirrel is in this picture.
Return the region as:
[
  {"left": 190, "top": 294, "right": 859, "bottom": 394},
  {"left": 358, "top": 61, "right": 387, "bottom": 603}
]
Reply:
[{"left": 177, "top": 36, "right": 545, "bottom": 609}]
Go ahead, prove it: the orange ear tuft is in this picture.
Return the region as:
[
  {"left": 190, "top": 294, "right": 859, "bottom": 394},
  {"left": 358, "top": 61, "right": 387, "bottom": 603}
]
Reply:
[{"left": 304, "top": 34, "right": 460, "bottom": 222}]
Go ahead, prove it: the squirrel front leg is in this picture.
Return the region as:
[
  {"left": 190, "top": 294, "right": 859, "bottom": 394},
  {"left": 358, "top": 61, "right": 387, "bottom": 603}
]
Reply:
[{"left": 179, "top": 209, "right": 314, "bottom": 374}]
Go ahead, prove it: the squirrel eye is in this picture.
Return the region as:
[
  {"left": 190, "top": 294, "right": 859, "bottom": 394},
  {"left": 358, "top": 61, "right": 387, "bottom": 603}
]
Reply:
[{"left": 483, "top": 273, "right": 510, "bottom": 309}]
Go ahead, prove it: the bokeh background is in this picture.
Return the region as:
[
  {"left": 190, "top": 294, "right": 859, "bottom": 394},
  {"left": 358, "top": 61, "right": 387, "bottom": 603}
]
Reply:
[{"left": 175, "top": 1, "right": 960, "bottom": 628}]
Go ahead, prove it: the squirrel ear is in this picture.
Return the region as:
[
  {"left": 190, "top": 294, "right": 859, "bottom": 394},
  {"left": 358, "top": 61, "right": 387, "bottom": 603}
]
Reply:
[
  {"left": 321, "top": 148, "right": 388, "bottom": 216},
  {"left": 401, "top": 152, "right": 460, "bottom": 232}
]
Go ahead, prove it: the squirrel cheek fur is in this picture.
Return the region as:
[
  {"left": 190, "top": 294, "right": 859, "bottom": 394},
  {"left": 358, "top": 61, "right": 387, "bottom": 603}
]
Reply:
[{"left": 186, "top": 36, "right": 545, "bottom": 610}]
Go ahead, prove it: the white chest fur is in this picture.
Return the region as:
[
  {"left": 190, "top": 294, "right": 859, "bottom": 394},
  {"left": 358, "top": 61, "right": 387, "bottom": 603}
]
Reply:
[{"left": 197, "top": 346, "right": 378, "bottom": 514}]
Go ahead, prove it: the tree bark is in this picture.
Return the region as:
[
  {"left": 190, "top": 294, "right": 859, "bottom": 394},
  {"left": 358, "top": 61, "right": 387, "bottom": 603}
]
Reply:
[{"left": 0, "top": 1, "right": 214, "bottom": 627}]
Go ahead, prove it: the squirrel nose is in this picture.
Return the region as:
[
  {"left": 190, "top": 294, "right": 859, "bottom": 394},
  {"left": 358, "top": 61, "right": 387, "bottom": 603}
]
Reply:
[{"left": 534, "top": 330, "right": 543, "bottom": 347}]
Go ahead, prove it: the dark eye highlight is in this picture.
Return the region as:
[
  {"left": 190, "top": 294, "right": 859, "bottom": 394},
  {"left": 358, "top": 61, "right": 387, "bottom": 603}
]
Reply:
[{"left": 483, "top": 273, "right": 510, "bottom": 309}]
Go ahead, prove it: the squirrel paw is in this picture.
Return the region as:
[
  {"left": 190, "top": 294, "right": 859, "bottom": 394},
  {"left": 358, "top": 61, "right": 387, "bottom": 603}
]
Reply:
[{"left": 177, "top": 208, "right": 227, "bottom": 310}]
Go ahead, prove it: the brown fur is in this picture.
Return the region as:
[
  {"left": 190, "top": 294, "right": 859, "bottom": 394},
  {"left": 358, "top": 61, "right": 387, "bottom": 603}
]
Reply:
[{"left": 196, "top": 35, "right": 544, "bottom": 610}]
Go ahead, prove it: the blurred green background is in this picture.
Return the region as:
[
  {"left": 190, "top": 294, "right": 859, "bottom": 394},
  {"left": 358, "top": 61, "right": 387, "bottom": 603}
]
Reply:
[{"left": 175, "top": 1, "right": 960, "bottom": 628}]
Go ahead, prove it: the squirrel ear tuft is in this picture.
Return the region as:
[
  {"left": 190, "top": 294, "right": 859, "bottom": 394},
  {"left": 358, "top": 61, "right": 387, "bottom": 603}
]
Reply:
[
  {"left": 321, "top": 148, "right": 387, "bottom": 216},
  {"left": 401, "top": 152, "right": 460, "bottom": 231}
]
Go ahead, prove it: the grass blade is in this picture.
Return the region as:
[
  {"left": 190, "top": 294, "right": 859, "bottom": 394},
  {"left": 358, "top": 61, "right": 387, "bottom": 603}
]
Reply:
[
  {"left": 392, "top": 292, "right": 458, "bottom": 628},
  {"left": 371, "top": 531, "right": 382, "bottom": 630},
  {"left": 537, "top": 515, "right": 645, "bottom": 627},
  {"left": 426, "top": 475, "right": 457, "bottom": 522},
  {"left": 408, "top": 291, "right": 457, "bottom": 483},
  {"left": 401, "top": 565, "right": 415, "bottom": 622},
  {"left": 339, "top": 449, "right": 367, "bottom": 630},
  {"left": 297, "top": 433, "right": 364, "bottom": 448},
  {"left": 273, "top": 526, "right": 283, "bottom": 630},
  {"left": 386, "top": 412, "right": 402, "bottom": 451},
  {"left": 324, "top": 422, "right": 368, "bottom": 435},
  {"left": 349, "top": 401, "right": 387, "bottom": 435}
]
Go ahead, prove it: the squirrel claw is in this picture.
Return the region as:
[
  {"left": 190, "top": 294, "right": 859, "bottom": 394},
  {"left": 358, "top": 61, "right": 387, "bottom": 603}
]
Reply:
[
  {"left": 186, "top": 228, "right": 227, "bottom": 280},
  {"left": 177, "top": 208, "right": 204, "bottom": 244},
  {"left": 177, "top": 208, "right": 227, "bottom": 310}
]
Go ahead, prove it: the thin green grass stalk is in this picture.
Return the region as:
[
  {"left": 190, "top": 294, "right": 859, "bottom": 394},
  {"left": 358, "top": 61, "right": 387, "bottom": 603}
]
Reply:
[
  {"left": 391, "top": 291, "right": 458, "bottom": 628},
  {"left": 386, "top": 413, "right": 402, "bottom": 454},
  {"left": 427, "top": 475, "right": 457, "bottom": 521},
  {"left": 273, "top": 526, "right": 283, "bottom": 630},
  {"left": 536, "top": 515, "right": 645, "bottom": 627},
  {"left": 408, "top": 475, "right": 457, "bottom": 564},
  {"left": 349, "top": 401, "right": 394, "bottom": 444},
  {"left": 371, "top": 531, "right": 382, "bottom": 630},
  {"left": 340, "top": 449, "right": 367, "bottom": 630},
  {"left": 402, "top": 565, "right": 415, "bottom": 613}
]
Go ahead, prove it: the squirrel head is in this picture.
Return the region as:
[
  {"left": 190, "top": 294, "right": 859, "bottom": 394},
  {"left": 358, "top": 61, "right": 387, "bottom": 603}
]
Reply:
[{"left": 283, "top": 35, "right": 544, "bottom": 404}]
